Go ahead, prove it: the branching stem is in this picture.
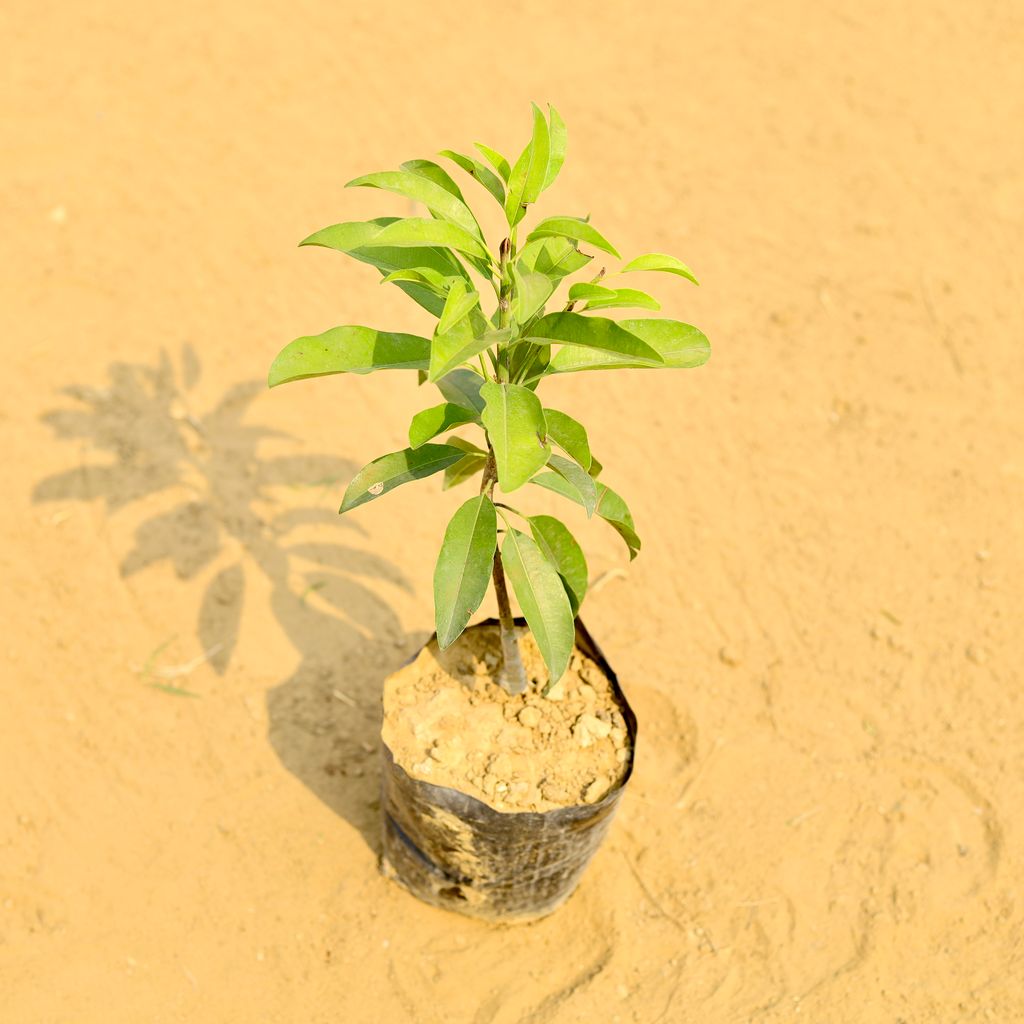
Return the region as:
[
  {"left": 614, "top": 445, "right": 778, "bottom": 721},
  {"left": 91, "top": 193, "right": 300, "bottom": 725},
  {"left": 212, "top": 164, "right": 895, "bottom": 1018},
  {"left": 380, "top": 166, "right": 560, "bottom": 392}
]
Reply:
[{"left": 479, "top": 241, "right": 528, "bottom": 694}]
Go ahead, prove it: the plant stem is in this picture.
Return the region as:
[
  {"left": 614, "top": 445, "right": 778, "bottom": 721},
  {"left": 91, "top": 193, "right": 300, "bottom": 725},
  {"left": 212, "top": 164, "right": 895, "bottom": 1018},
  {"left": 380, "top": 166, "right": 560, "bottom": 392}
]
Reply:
[
  {"left": 482, "top": 257, "right": 528, "bottom": 695},
  {"left": 497, "top": 237, "right": 512, "bottom": 383},
  {"left": 480, "top": 448, "right": 527, "bottom": 694},
  {"left": 491, "top": 541, "right": 527, "bottom": 695}
]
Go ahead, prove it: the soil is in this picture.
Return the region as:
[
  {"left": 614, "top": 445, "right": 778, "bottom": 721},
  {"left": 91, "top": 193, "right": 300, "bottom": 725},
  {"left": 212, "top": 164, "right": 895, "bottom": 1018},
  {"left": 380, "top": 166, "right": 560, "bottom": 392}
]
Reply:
[
  {"left": 381, "top": 624, "right": 631, "bottom": 812},
  {"left": 4, "top": 2, "right": 1024, "bottom": 1022}
]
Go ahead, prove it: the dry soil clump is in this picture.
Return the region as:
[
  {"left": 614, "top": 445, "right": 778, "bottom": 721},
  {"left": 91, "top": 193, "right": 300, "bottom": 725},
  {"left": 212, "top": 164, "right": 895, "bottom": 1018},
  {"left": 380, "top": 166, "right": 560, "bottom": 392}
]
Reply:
[{"left": 382, "top": 625, "right": 631, "bottom": 813}]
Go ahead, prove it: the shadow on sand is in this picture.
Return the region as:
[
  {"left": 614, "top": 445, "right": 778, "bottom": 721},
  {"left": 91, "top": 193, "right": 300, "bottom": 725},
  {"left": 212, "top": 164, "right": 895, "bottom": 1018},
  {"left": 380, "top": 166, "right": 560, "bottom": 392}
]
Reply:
[{"left": 33, "top": 345, "right": 427, "bottom": 853}]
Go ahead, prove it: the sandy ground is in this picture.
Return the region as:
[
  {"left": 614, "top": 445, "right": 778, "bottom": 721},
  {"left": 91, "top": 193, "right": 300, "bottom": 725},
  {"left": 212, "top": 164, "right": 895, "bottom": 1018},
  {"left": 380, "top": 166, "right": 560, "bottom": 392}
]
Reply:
[{"left": 3, "top": 1, "right": 1024, "bottom": 1020}]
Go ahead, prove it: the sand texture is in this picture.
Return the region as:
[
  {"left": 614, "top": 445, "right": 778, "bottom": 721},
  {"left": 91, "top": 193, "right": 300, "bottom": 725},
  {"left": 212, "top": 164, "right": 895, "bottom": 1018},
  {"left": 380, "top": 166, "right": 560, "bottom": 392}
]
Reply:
[{"left": 3, "top": 1, "right": 1024, "bottom": 1021}]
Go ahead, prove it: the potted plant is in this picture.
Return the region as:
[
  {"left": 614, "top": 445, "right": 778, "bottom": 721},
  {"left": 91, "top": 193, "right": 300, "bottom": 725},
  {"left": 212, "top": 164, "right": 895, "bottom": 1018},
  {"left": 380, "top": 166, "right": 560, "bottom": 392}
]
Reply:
[{"left": 268, "top": 104, "right": 709, "bottom": 921}]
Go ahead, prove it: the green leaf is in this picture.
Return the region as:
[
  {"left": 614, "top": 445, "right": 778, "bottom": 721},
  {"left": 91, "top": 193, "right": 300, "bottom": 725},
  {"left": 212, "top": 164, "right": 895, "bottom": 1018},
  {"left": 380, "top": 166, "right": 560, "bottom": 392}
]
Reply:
[
  {"left": 444, "top": 435, "right": 487, "bottom": 455},
  {"left": 408, "top": 403, "right": 479, "bottom": 448},
  {"left": 588, "top": 454, "right": 603, "bottom": 478},
  {"left": 591, "top": 482, "right": 641, "bottom": 560},
  {"left": 479, "top": 381, "right": 550, "bottom": 493},
  {"left": 313, "top": 217, "right": 488, "bottom": 262},
  {"left": 300, "top": 217, "right": 472, "bottom": 317},
  {"left": 543, "top": 408, "right": 591, "bottom": 470},
  {"left": 501, "top": 529, "right": 574, "bottom": 683},
  {"left": 434, "top": 496, "right": 498, "bottom": 649},
  {"left": 522, "top": 312, "right": 664, "bottom": 365},
  {"left": 583, "top": 287, "right": 661, "bottom": 311},
  {"left": 381, "top": 266, "right": 453, "bottom": 294},
  {"left": 269, "top": 326, "right": 430, "bottom": 387},
  {"left": 529, "top": 514, "right": 588, "bottom": 616},
  {"left": 532, "top": 474, "right": 641, "bottom": 559},
  {"left": 511, "top": 265, "right": 554, "bottom": 323},
  {"left": 300, "top": 219, "right": 384, "bottom": 251},
  {"left": 436, "top": 279, "right": 481, "bottom": 335},
  {"left": 443, "top": 453, "right": 487, "bottom": 490},
  {"left": 510, "top": 238, "right": 593, "bottom": 326},
  {"left": 474, "top": 142, "right": 511, "bottom": 182},
  {"left": 548, "top": 319, "right": 710, "bottom": 374},
  {"left": 567, "top": 283, "right": 613, "bottom": 302},
  {"left": 543, "top": 104, "right": 567, "bottom": 190},
  {"left": 517, "top": 236, "right": 592, "bottom": 280},
  {"left": 547, "top": 453, "right": 597, "bottom": 518},
  {"left": 439, "top": 149, "right": 506, "bottom": 205},
  {"left": 346, "top": 171, "right": 481, "bottom": 240},
  {"left": 340, "top": 445, "right": 465, "bottom": 513},
  {"left": 441, "top": 434, "right": 487, "bottom": 490},
  {"left": 399, "top": 159, "right": 466, "bottom": 200},
  {"left": 436, "top": 367, "right": 487, "bottom": 412},
  {"left": 526, "top": 216, "right": 619, "bottom": 258},
  {"left": 504, "top": 104, "right": 550, "bottom": 226},
  {"left": 568, "top": 282, "right": 660, "bottom": 311},
  {"left": 621, "top": 252, "right": 699, "bottom": 285},
  {"left": 430, "top": 317, "right": 512, "bottom": 382}
]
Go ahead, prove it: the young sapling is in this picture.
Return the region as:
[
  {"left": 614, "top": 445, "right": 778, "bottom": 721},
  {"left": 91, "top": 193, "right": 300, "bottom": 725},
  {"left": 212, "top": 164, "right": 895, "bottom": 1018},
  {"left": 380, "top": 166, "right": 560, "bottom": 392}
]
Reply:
[{"left": 269, "top": 104, "right": 710, "bottom": 695}]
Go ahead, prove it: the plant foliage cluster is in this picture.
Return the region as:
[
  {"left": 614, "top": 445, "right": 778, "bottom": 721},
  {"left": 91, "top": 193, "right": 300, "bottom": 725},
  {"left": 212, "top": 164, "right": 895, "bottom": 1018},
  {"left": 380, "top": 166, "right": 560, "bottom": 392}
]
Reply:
[{"left": 270, "top": 104, "right": 709, "bottom": 691}]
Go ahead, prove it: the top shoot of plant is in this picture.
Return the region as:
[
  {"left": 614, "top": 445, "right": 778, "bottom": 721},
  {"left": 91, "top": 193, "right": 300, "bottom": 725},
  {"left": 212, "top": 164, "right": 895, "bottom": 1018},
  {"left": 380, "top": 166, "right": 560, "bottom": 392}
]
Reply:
[{"left": 269, "top": 104, "right": 710, "bottom": 694}]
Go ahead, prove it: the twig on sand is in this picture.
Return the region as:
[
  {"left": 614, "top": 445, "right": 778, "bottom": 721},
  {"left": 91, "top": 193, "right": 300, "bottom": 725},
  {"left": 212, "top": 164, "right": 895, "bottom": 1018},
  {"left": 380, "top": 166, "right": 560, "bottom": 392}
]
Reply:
[
  {"left": 154, "top": 643, "right": 223, "bottom": 679},
  {"left": 134, "top": 636, "right": 220, "bottom": 698},
  {"left": 621, "top": 851, "right": 686, "bottom": 934},
  {"left": 589, "top": 568, "right": 627, "bottom": 597},
  {"left": 674, "top": 738, "right": 724, "bottom": 810}
]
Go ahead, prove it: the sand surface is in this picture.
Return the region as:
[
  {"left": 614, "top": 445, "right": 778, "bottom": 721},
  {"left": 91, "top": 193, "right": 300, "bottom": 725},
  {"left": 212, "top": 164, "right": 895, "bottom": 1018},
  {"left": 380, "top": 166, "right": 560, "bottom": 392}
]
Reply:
[{"left": 3, "top": 1, "right": 1024, "bottom": 1021}]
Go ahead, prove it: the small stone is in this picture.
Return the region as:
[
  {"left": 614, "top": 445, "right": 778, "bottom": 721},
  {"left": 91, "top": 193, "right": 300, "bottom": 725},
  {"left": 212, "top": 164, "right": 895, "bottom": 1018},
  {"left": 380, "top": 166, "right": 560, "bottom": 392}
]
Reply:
[
  {"left": 616, "top": 748, "right": 630, "bottom": 763},
  {"left": 609, "top": 727, "right": 627, "bottom": 748},
  {"left": 412, "top": 759, "right": 434, "bottom": 775},
  {"left": 719, "top": 646, "right": 741, "bottom": 667},
  {"left": 965, "top": 644, "right": 988, "bottom": 665},
  {"left": 583, "top": 778, "right": 609, "bottom": 803},
  {"left": 481, "top": 773, "right": 498, "bottom": 796},
  {"left": 573, "top": 722, "right": 594, "bottom": 748},
  {"left": 541, "top": 782, "right": 571, "bottom": 803},
  {"left": 518, "top": 706, "right": 542, "bottom": 728},
  {"left": 577, "top": 682, "right": 597, "bottom": 703},
  {"left": 497, "top": 727, "right": 524, "bottom": 748},
  {"left": 494, "top": 780, "right": 509, "bottom": 794},
  {"left": 577, "top": 713, "right": 611, "bottom": 739},
  {"left": 428, "top": 741, "right": 464, "bottom": 767}
]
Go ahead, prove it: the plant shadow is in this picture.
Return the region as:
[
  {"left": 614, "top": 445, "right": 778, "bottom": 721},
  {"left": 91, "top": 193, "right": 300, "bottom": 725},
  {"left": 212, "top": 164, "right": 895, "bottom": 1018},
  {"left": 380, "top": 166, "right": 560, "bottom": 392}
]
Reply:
[{"left": 32, "top": 345, "right": 428, "bottom": 854}]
